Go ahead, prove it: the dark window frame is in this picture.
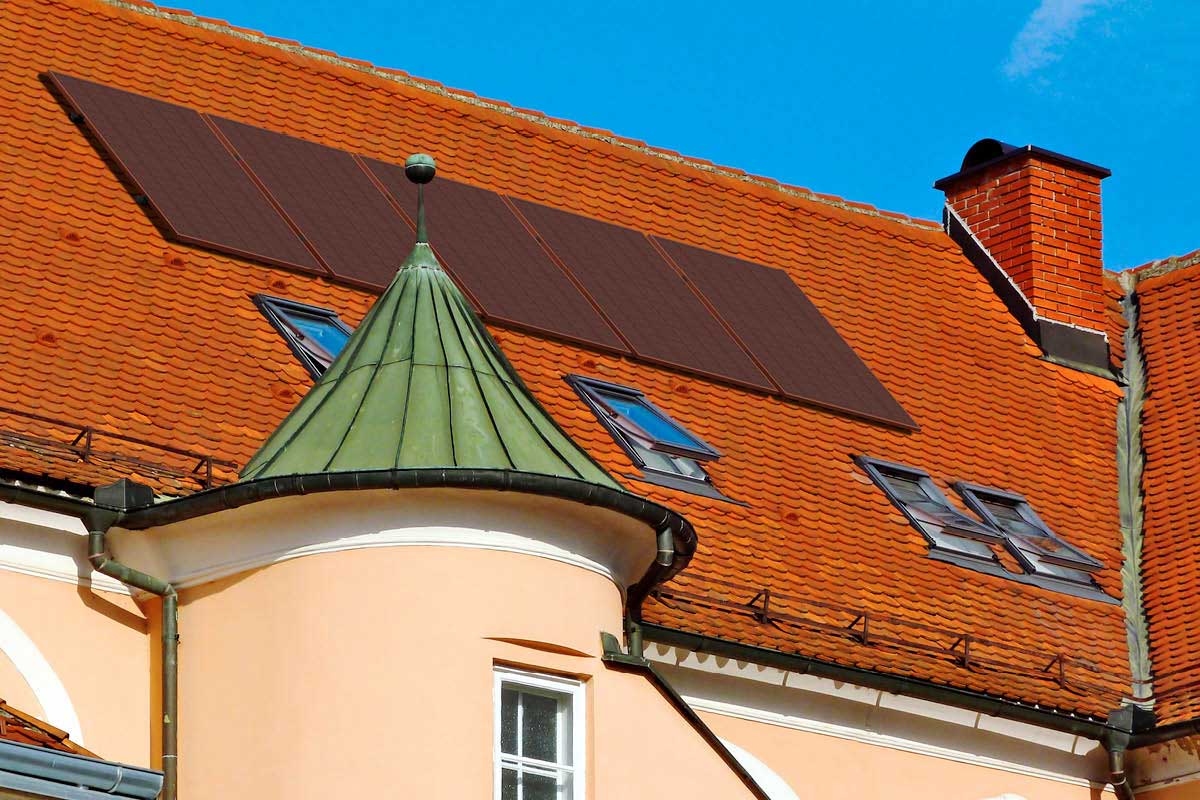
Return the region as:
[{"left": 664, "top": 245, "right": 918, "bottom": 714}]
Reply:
[
  {"left": 855, "top": 456, "right": 1002, "bottom": 564},
  {"left": 254, "top": 294, "right": 353, "bottom": 380},
  {"left": 566, "top": 375, "right": 734, "bottom": 502},
  {"left": 955, "top": 482, "right": 1105, "bottom": 577}
]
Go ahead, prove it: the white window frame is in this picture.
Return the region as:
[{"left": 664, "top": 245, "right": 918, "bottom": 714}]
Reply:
[{"left": 493, "top": 666, "right": 586, "bottom": 800}]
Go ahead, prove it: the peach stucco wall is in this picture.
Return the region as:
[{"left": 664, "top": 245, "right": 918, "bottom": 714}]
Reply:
[
  {"left": 0, "top": 647, "right": 42, "bottom": 719},
  {"left": 1141, "top": 782, "right": 1200, "bottom": 799},
  {"left": 0, "top": 568, "right": 150, "bottom": 764},
  {"left": 176, "top": 545, "right": 758, "bottom": 799},
  {"left": 699, "top": 709, "right": 1116, "bottom": 800}
]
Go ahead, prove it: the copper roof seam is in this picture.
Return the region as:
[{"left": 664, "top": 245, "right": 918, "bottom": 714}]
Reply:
[
  {"left": 97, "top": 0, "right": 943, "bottom": 236},
  {"left": 436, "top": 285, "right": 519, "bottom": 472},
  {"left": 318, "top": 260, "right": 414, "bottom": 472}
]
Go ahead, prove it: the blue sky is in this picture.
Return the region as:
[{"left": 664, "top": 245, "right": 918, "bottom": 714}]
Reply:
[{"left": 181, "top": 0, "right": 1196, "bottom": 270}]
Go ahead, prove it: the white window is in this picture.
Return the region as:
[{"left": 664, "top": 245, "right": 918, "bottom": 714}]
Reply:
[{"left": 494, "top": 667, "right": 585, "bottom": 800}]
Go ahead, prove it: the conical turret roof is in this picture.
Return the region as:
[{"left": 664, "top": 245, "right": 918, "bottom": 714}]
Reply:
[{"left": 240, "top": 158, "right": 618, "bottom": 488}]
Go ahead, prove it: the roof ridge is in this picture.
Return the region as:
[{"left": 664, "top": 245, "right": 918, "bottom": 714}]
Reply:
[
  {"left": 98, "top": 0, "right": 942, "bottom": 236},
  {"left": 1123, "top": 246, "right": 1200, "bottom": 284}
]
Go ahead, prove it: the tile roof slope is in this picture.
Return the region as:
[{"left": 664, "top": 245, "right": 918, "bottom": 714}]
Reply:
[
  {"left": 0, "top": 699, "right": 94, "bottom": 756},
  {"left": 0, "top": 0, "right": 1134, "bottom": 716},
  {"left": 1131, "top": 258, "right": 1200, "bottom": 723}
]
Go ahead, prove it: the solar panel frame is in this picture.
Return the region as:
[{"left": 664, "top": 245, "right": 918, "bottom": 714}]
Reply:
[
  {"left": 512, "top": 199, "right": 773, "bottom": 391},
  {"left": 211, "top": 117, "right": 414, "bottom": 291},
  {"left": 46, "top": 72, "right": 324, "bottom": 275},
  {"left": 366, "top": 160, "right": 628, "bottom": 353},
  {"left": 654, "top": 236, "right": 917, "bottom": 430}
]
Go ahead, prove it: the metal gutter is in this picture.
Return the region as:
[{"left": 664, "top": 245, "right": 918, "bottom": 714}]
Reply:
[
  {"left": 112, "top": 468, "right": 697, "bottom": 616},
  {"left": 0, "top": 739, "right": 161, "bottom": 800},
  {"left": 640, "top": 623, "right": 1117, "bottom": 739},
  {"left": 599, "top": 632, "right": 773, "bottom": 800}
]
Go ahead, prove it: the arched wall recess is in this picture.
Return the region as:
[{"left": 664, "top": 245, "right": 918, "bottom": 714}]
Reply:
[
  {"left": 0, "top": 607, "right": 83, "bottom": 743},
  {"left": 718, "top": 738, "right": 801, "bottom": 800}
]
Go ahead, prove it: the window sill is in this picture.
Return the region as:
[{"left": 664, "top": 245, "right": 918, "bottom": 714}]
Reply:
[
  {"left": 928, "top": 549, "right": 1117, "bottom": 604},
  {"left": 622, "top": 471, "right": 746, "bottom": 506}
]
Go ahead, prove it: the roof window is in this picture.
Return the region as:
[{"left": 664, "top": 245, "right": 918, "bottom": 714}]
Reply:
[
  {"left": 568, "top": 376, "right": 726, "bottom": 498},
  {"left": 255, "top": 295, "right": 353, "bottom": 379},
  {"left": 856, "top": 457, "right": 1000, "bottom": 563},
  {"left": 957, "top": 484, "right": 1103, "bottom": 584}
]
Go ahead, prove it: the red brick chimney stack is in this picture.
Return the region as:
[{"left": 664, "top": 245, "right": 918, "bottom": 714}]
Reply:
[{"left": 936, "top": 139, "right": 1110, "bottom": 333}]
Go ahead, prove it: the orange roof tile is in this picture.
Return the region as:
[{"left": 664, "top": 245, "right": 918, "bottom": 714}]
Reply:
[
  {"left": 0, "top": 0, "right": 1140, "bottom": 719},
  {"left": 1128, "top": 258, "right": 1200, "bottom": 723},
  {"left": 0, "top": 699, "right": 94, "bottom": 756}
]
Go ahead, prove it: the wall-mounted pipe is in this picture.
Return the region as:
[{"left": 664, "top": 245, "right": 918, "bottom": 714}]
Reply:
[
  {"left": 1103, "top": 739, "right": 1135, "bottom": 800},
  {"left": 84, "top": 501, "right": 177, "bottom": 800},
  {"left": 0, "top": 481, "right": 176, "bottom": 799}
]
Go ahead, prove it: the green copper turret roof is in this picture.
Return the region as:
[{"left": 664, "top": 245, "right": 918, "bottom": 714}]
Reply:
[{"left": 240, "top": 157, "right": 618, "bottom": 487}]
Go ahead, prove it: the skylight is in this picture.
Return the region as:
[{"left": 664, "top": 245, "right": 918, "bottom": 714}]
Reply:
[
  {"left": 957, "top": 483, "right": 1104, "bottom": 584},
  {"left": 568, "top": 376, "right": 723, "bottom": 497},
  {"left": 255, "top": 295, "right": 353, "bottom": 379},
  {"left": 858, "top": 457, "right": 1111, "bottom": 600},
  {"left": 856, "top": 457, "right": 1000, "bottom": 562}
]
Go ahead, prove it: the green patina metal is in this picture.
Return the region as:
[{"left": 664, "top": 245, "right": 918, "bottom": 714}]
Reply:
[
  {"left": 1117, "top": 270, "right": 1154, "bottom": 706},
  {"left": 241, "top": 157, "right": 617, "bottom": 488}
]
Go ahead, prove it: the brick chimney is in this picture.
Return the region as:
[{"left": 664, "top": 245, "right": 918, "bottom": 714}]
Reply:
[
  {"left": 935, "top": 139, "right": 1111, "bottom": 370},
  {"left": 936, "top": 139, "right": 1110, "bottom": 330}
]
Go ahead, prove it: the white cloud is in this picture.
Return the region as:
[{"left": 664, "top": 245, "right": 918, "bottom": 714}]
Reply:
[{"left": 1003, "top": 0, "right": 1110, "bottom": 79}]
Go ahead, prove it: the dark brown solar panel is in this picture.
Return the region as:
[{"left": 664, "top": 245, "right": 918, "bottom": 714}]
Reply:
[
  {"left": 47, "top": 72, "right": 321, "bottom": 273},
  {"left": 512, "top": 200, "right": 772, "bottom": 390},
  {"left": 365, "top": 161, "right": 627, "bottom": 353},
  {"left": 654, "top": 236, "right": 916, "bottom": 429},
  {"left": 211, "top": 118, "right": 412, "bottom": 289}
]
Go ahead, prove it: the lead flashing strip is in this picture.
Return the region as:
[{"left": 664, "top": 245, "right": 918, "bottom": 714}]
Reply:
[
  {"left": 1117, "top": 270, "right": 1154, "bottom": 706},
  {"left": 943, "top": 205, "right": 1112, "bottom": 374}
]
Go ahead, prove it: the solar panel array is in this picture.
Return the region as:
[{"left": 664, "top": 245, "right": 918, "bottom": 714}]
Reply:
[{"left": 50, "top": 72, "right": 916, "bottom": 430}]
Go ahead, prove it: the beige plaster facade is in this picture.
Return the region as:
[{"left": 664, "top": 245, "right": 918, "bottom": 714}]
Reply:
[{"left": 0, "top": 489, "right": 1187, "bottom": 797}]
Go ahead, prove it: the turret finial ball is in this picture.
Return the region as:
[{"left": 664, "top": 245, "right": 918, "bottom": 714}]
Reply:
[{"left": 404, "top": 153, "right": 436, "bottom": 184}]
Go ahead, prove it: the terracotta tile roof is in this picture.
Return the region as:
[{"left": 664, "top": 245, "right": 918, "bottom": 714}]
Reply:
[
  {"left": 1130, "top": 259, "right": 1200, "bottom": 723},
  {"left": 0, "top": 699, "right": 94, "bottom": 756},
  {"left": 0, "top": 0, "right": 1137, "bottom": 718}
]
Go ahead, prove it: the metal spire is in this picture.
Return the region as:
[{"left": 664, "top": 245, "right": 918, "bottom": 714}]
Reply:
[{"left": 239, "top": 154, "right": 618, "bottom": 487}]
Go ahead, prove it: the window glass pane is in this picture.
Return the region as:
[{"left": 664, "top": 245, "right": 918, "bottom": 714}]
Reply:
[
  {"left": 595, "top": 389, "right": 704, "bottom": 450},
  {"left": 500, "top": 688, "right": 518, "bottom": 756},
  {"left": 501, "top": 767, "right": 518, "bottom": 800},
  {"left": 670, "top": 455, "right": 708, "bottom": 480},
  {"left": 881, "top": 474, "right": 930, "bottom": 505},
  {"left": 927, "top": 529, "right": 994, "bottom": 559},
  {"left": 284, "top": 310, "right": 350, "bottom": 357},
  {"left": 521, "top": 692, "right": 560, "bottom": 763},
  {"left": 981, "top": 499, "right": 1092, "bottom": 566},
  {"left": 523, "top": 771, "right": 558, "bottom": 800},
  {"left": 1021, "top": 550, "right": 1092, "bottom": 581}
]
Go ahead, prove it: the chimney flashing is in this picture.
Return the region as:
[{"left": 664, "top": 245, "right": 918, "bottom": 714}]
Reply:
[
  {"left": 943, "top": 204, "right": 1113, "bottom": 377},
  {"left": 933, "top": 139, "right": 1111, "bottom": 191}
]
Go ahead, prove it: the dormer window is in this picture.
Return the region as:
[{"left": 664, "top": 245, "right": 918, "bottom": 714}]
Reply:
[
  {"left": 856, "top": 457, "right": 1000, "bottom": 562},
  {"left": 957, "top": 484, "right": 1103, "bottom": 584},
  {"left": 568, "top": 376, "right": 726, "bottom": 498},
  {"left": 255, "top": 295, "right": 353, "bottom": 378}
]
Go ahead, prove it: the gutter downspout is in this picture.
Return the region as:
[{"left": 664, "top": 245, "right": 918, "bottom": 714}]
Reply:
[
  {"left": 1102, "top": 722, "right": 1137, "bottom": 800},
  {"left": 83, "top": 483, "right": 178, "bottom": 800}
]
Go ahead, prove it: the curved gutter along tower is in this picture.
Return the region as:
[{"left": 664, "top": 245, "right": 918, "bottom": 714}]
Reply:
[{"left": 94, "top": 156, "right": 763, "bottom": 799}]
